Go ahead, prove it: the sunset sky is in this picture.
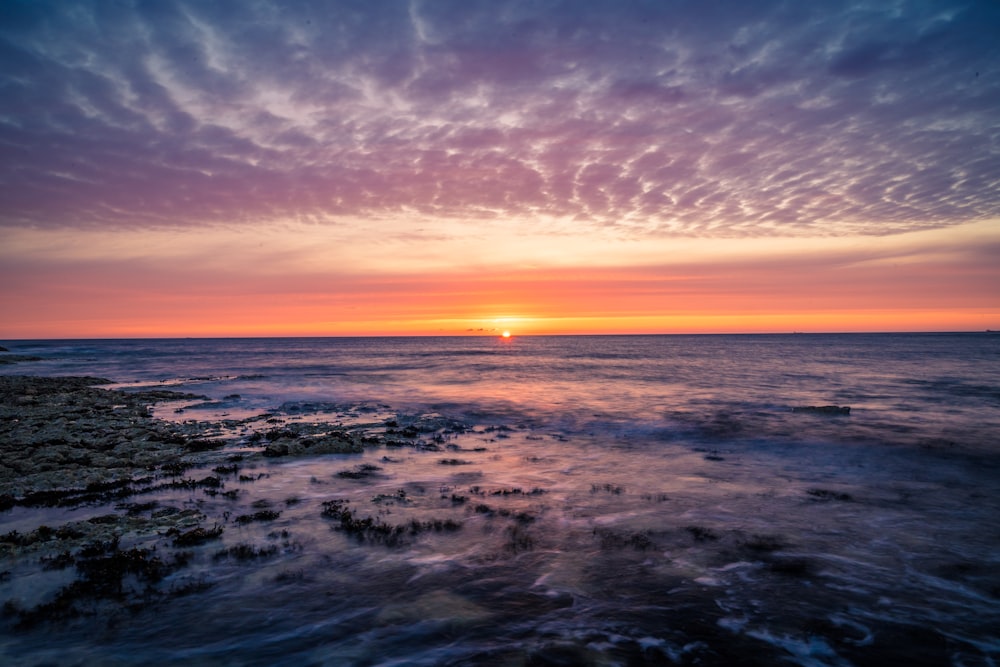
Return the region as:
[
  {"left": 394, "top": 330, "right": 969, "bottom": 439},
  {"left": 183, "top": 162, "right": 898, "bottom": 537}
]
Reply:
[{"left": 1, "top": 0, "right": 998, "bottom": 338}]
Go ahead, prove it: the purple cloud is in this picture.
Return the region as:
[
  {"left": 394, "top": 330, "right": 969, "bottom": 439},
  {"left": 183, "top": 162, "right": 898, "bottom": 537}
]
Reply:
[{"left": 1, "top": 0, "right": 997, "bottom": 235}]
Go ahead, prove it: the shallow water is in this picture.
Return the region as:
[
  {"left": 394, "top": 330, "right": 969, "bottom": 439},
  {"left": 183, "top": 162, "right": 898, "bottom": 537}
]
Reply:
[{"left": 2, "top": 334, "right": 999, "bottom": 665}]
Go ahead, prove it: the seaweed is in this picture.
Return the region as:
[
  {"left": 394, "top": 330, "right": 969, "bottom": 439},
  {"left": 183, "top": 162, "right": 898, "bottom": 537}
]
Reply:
[
  {"left": 10, "top": 538, "right": 190, "bottom": 628},
  {"left": 16, "top": 477, "right": 153, "bottom": 508},
  {"left": 336, "top": 464, "right": 382, "bottom": 479},
  {"left": 594, "top": 528, "right": 656, "bottom": 551},
  {"left": 741, "top": 534, "right": 786, "bottom": 553},
  {"left": 469, "top": 486, "right": 546, "bottom": 497},
  {"left": 40, "top": 550, "right": 75, "bottom": 570},
  {"left": 213, "top": 543, "right": 279, "bottom": 561},
  {"left": 117, "top": 501, "right": 158, "bottom": 515},
  {"left": 273, "top": 570, "right": 309, "bottom": 583},
  {"left": 372, "top": 489, "right": 409, "bottom": 504},
  {"left": 407, "top": 518, "right": 462, "bottom": 534},
  {"left": 2, "top": 524, "right": 84, "bottom": 547},
  {"left": 234, "top": 510, "right": 281, "bottom": 525},
  {"left": 320, "top": 499, "right": 461, "bottom": 546},
  {"left": 806, "top": 488, "right": 853, "bottom": 502},
  {"left": 504, "top": 524, "right": 534, "bottom": 553},
  {"left": 685, "top": 525, "right": 719, "bottom": 542},
  {"left": 320, "top": 500, "right": 405, "bottom": 545},
  {"left": 160, "top": 460, "right": 193, "bottom": 476},
  {"left": 169, "top": 525, "right": 224, "bottom": 547},
  {"left": 155, "top": 475, "right": 222, "bottom": 491},
  {"left": 793, "top": 405, "right": 850, "bottom": 416}
]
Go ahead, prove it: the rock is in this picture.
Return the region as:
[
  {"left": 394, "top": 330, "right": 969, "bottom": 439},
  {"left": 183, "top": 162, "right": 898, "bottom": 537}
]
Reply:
[
  {"left": 0, "top": 355, "right": 44, "bottom": 365},
  {"left": 0, "top": 376, "right": 201, "bottom": 497},
  {"left": 792, "top": 405, "right": 850, "bottom": 416},
  {"left": 262, "top": 443, "right": 290, "bottom": 457}
]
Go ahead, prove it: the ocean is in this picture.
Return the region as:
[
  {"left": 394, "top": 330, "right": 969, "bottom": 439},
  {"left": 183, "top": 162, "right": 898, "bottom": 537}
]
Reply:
[{"left": 1, "top": 333, "right": 999, "bottom": 665}]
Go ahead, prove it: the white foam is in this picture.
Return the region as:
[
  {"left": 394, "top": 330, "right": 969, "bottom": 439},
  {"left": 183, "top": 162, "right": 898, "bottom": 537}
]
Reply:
[
  {"left": 718, "top": 616, "right": 749, "bottom": 633},
  {"left": 829, "top": 614, "right": 873, "bottom": 646},
  {"left": 747, "top": 629, "right": 852, "bottom": 667}
]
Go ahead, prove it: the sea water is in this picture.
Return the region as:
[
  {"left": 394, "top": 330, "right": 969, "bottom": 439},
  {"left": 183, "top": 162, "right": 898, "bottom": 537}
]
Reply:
[{"left": 1, "top": 334, "right": 999, "bottom": 665}]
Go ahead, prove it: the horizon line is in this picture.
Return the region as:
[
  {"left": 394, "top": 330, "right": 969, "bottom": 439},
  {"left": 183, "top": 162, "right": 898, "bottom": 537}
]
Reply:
[{"left": 2, "top": 329, "right": 996, "bottom": 343}]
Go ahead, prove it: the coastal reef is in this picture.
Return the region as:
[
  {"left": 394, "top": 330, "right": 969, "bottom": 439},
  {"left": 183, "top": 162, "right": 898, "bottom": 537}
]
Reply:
[
  {"left": 0, "top": 376, "right": 207, "bottom": 498},
  {"left": 0, "top": 376, "right": 471, "bottom": 506}
]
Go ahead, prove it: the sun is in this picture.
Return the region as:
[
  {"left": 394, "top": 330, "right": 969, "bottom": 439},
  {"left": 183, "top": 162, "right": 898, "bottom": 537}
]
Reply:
[{"left": 501, "top": 331, "right": 511, "bottom": 339}]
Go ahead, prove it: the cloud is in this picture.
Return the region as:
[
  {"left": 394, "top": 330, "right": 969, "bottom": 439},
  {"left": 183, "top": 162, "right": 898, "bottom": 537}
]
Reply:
[{"left": 0, "top": 0, "right": 997, "bottom": 236}]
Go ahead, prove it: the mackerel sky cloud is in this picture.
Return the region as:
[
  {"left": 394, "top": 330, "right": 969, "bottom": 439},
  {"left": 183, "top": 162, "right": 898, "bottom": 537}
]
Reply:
[{"left": 1, "top": 0, "right": 998, "bottom": 336}]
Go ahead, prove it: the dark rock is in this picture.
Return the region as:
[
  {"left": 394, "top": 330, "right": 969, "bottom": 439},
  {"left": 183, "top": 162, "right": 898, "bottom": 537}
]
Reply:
[
  {"left": 0, "top": 355, "right": 43, "bottom": 365},
  {"left": 184, "top": 438, "right": 226, "bottom": 452},
  {"left": 169, "top": 525, "right": 224, "bottom": 547},
  {"left": 439, "top": 458, "right": 472, "bottom": 465},
  {"left": 0, "top": 375, "right": 113, "bottom": 393},
  {"left": 685, "top": 525, "right": 719, "bottom": 542},
  {"left": 793, "top": 405, "right": 850, "bottom": 415},
  {"left": 807, "top": 488, "right": 853, "bottom": 502},
  {"left": 1, "top": 375, "right": 206, "bottom": 499},
  {"left": 262, "top": 443, "right": 289, "bottom": 457}
]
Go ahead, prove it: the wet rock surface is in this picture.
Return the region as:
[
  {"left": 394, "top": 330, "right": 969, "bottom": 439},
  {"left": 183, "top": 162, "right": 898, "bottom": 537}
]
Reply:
[
  {"left": 0, "top": 376, "right": 455, "bottom": 504},
  {"left": 0, "top": 375, "right": 487, "bottom": 631},
  {"left": 0, "top": 376, "right": 206, "bottom": 497}
]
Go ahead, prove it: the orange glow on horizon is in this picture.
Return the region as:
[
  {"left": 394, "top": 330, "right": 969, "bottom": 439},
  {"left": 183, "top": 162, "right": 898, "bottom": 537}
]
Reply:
[
  {"left": 1, "top": 241, "right": 996, "bottom": 339},
  {"left": 0, "top": 295, "right": 994, "bottom": 339}
]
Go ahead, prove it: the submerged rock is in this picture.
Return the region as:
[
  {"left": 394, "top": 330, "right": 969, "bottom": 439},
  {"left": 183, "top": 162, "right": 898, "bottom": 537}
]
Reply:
[{"left": 0, "top": 354, "right": 43, "bottom": 365}]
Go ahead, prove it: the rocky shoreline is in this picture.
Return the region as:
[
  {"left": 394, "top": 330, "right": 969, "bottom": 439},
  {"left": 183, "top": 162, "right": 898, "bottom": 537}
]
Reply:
[
  {"left": 0, "top": 375, "right": 445, "bottom": 503},
  {"left": 0, "top": 375, "right": 211, "bottom": 499},
  {"left": 0, "top": 374, "right": 461, "bottom": 630}
]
